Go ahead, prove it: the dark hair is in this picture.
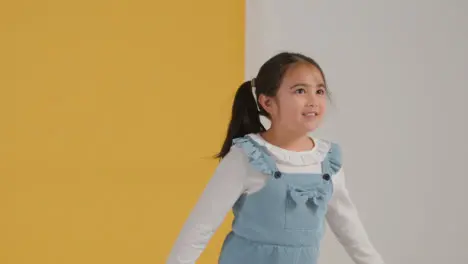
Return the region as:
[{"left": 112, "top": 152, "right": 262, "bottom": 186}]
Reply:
[{"left": 215, "top": 52, "right": 328, "bottom": 159}]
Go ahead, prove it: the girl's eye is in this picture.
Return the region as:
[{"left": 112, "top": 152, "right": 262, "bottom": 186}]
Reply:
[
  {"left": 317, "top": 89, "right": 326, "bottom": 95},
  {"left": 295, "top": 88, "right": 306, "bottom": 94}
]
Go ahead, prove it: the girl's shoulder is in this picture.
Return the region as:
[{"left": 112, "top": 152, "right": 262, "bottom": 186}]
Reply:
[{"left": 315, "top": 138, "right": 343, "bottom": 175}]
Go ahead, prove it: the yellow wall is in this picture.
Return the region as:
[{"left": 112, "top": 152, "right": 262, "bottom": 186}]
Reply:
[{"left": 0, "top": 1, "right": 244, "bottom": 263}]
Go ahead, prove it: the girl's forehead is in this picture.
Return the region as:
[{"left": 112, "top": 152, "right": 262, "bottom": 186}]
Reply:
[{"left": 281, "top": 63, "right": 324, "bottom": 86}]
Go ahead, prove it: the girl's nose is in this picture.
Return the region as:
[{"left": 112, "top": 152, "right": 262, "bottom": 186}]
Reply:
[
  {"left": 307, "top": 95, "right": 318, "bottom": 107},
  {"left": 306, "top": 101, "right": 317, "bottom": 107}
]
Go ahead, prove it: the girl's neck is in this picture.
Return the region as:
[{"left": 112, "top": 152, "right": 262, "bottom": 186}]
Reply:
[{"left": 259, "top": 128, "right": 315, "bottom": 152}]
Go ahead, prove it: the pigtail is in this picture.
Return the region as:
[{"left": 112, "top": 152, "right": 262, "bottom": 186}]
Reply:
[{"left": 215, "top": 80, "right": 265, "bottom": 159}]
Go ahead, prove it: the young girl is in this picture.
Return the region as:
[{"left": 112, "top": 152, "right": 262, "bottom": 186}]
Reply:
[{"left": 166, "top": 52, "right": 385, "bottom": 264}]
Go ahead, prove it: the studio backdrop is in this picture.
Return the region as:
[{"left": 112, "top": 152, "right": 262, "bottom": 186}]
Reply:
[{"left": 2, "top": 1, "right": 467, "bottom": 264}]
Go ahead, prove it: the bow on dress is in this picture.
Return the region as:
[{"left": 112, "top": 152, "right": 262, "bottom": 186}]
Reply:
[{"left": 287, "top": 185, "right": 328, "bottom": 207}]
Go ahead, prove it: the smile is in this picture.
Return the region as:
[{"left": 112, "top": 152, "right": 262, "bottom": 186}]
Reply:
[{"left": 303, "top": 112, "right": 318, "bottom": 116}]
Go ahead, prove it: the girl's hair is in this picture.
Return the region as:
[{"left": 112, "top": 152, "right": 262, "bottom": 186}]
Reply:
[{"left": 215, "top": 52, "right": 328, "bottom": 159}]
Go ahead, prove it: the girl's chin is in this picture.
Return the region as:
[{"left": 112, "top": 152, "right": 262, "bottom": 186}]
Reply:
[{"left": 302, "top": 121, "right": 320, "bottom": 132}]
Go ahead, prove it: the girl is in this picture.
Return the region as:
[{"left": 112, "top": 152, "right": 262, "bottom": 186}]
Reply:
[{"left": 166, "top": 52, "right": 385, "bottom": 264}]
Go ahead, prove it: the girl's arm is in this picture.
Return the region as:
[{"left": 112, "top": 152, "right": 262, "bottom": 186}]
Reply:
[
  {"left": 326, "top": 168, "right": 385, "bottom": 264},
  {"left": 166, "top": 146, "right": 248, "bottom": 264}
]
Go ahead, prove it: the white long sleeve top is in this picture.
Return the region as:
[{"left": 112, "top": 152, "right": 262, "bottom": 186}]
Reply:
[{"left": 166, "top": 133, "right": 384, "bottom": 264}]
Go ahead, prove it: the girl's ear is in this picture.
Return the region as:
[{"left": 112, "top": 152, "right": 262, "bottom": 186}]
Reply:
[{"left": 258, "top": 94, "right": 274, "bottom": 116}]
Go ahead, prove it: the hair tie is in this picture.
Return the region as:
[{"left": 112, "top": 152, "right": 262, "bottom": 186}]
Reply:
[{"left": 250, "top": 78, "right": 260, "bottom": 112}]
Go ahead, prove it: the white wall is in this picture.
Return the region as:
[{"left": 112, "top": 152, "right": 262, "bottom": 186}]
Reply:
[{"left": 246, "top": 1, "right": 468, "bottom": 263}]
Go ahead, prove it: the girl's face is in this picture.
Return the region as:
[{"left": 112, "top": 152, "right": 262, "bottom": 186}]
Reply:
[{"left": 259, "top": 62, "right": 327, "bottom": 134}]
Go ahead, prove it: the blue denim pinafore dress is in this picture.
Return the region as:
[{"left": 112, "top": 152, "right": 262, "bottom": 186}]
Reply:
[{"left": 218, "top": 135, "right": 341, "bottom": 264}]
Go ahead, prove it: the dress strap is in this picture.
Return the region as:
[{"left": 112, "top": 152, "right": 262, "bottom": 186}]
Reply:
[
  {"left": 320, "top": 142, "right": 343, "bottom": 179},
  {"left": 232, "top": 135, "right": 282, "bottom": 179}
]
